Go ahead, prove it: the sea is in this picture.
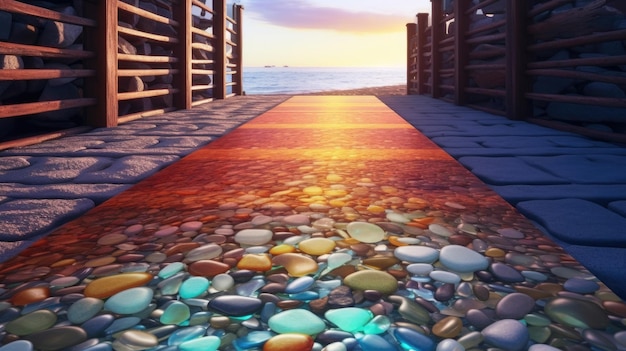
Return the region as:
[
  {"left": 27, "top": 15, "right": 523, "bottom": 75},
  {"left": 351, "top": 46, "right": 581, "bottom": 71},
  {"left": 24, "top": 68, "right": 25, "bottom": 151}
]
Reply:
[{"left": 241, "top": 66, "right": 406, "bottom": 95}]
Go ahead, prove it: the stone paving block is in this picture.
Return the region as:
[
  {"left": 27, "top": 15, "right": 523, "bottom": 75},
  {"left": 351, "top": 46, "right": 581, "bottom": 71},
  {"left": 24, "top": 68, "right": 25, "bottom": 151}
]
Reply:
[
  {"left": 74, "top": 155, "right": 179, "bottom": 184},
  {"left": 444, "top": 147, "right": 626, "bottom": 158},
  {"left": 0, "top": 157, "right": 108, "bottom": 184},
  {"left": 517, "top": 198, "right": 626, "bottom": 247},
  {"left": 0, "top": 183, "right": 131, "bottom": 204},
  {"left": 521, "top": 155, "right": 626, "bottom": 184},
  {"left": 0, "top": 156, "right": 32, "bottom": 170},
  {"left": 0, "top": 240, "right": 38, "bottom": 263},
  {"left": 419, "top": 124, "right": 574, "bottom": 137},
  {"left": 0, "top": 198, "right": 94, "bottom": 240},
  {"left": 458, "top": 156, "right": 568, "bottom": 185},
  {"left": 492, "top": 184, "right": 626, "bottom": 204}
]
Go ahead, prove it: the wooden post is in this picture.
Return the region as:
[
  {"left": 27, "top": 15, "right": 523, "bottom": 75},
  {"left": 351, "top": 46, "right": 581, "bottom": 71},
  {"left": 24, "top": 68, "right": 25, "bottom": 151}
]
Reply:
[
  {"left": 506, "top": 0, "right": 530, "bottom": 120},
  {"left": 233, "top": 4, "right": 244, "bottom": 95},
  {"left": 417, "top": 13, "right": 429, "bottom": 95},
  {"left": 83, "top": 0, "right": 118, "bottom": 127},
  {"left": 431, "top": 0, "right": 443, "bottom": 98},
  {"left": 212, "top": 0, "right": 226, "bottom": 99},
  {"left": 174, "top": 0, "right": 192, "bottom": 109},
  {"left": 454, "top": 0, "right": 469, "bottom": 106},
  {"left": 406, "top": 22, "right": 417, "bottom": 95}
]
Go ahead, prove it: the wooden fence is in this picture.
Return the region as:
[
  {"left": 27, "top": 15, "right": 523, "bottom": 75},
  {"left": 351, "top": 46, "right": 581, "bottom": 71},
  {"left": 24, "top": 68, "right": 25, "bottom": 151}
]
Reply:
[
  {"left": 407, "top": 0, "right": 626, "bottom": 142},
  {"left": 0, "top": 0, "right": 243, "bottom": 150}
]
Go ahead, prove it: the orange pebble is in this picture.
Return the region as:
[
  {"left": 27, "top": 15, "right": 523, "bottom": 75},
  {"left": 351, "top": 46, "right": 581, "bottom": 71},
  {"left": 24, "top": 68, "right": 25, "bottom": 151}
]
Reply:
[
  {"left": 12, "top": 286, "right": 50, "bottom": 306},
  {"left": 237, "top": 254, "right": 273, "bottom": 272},
  {"left": 388, "top": 236, "right": 409, "bottom": 247},
  {"left": 84, "top": 272, "right": 153, "bottom": 299},
  {"left": 263, "top": 333, "right": 314, "bottom": 351}
]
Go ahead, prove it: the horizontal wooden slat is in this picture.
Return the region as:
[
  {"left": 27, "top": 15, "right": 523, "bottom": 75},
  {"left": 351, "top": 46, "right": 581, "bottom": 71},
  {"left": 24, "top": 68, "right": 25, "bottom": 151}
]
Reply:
[
  {"left": 528, "top": 0, "right": 574, "bottom": 18},
  {"left": 465, "top": 63, "right": 506, "bottom": 70},
  {"left": 118, "top": 88, "right": 179, "bottom": 101},
  {"left": 191, "top": 27, "right": 215, "bottom": 40},
  {"left": 192, "top": 84, "right": 214, "bottom": 91},
  {"left": 528, "top": 55, "right": 626, "bottom": 69},
  {"left": 0, "top": 98, "right": 96, "bottom": 119},
  {"left": 191, "top": 97, "right": 214, "bottom": 106},
  {"left": 0, "top": 42, "right": 94, "bottom": 59},
  {"left": 466, "top": 19, "right": 507, "bottom": 37},
  {"left": 118, "top": 53, "right": 178, "bottom": 63},
  {"left": 226, "top": 15, "right": 237, "bottom": 25},
  {"left": 526, "top": 92, "right": 626, "bottom": 108},
  {"left": 226, "top": 39, "right": 237, "bottom": 47},
  {"left": 0, "top": 69, "right": 94, "bottom": 81},
  {"left": 526, "top": 68, "right": 626, "bottom": 85},
  {"left": 118, "top": 107, "right": 177, "bottom": 124},
  {"left": 191, "top": 69, "right": 214, "bottom": 75},
  {"left": 0, "top": 0, "right": 96, "bottom": 26},
  {"left": 118, "top": 26, "right": 179, "bottom": 44},
  {"left": 118, "top": 1, "right": 179, "bottom": 26},
  {"left": 118, "top": 68, "right": 179, "bottom": 77},
  {"left": 192, "top": 42, "right": 214, "bottom": 52},
  {"left": 465, "top": 87, "right": 506, "bottom": 97},
  {"left": 528, "top": 29, "right": 626, "bottom": 52},
  {"left": 466, "top": 0, "right": 500, "bottom": 15},
  {"left": 193, "top": 59, "right": 214, "bottom": 65},
  {"left": 466, "top": 32, "right": 506, "bottom": 45},
  {"left": 192, "top": 0, "right": 213, "bottom": 15},
  {"left": 0, "top": 126, "right": 92, "bottom": 151}
]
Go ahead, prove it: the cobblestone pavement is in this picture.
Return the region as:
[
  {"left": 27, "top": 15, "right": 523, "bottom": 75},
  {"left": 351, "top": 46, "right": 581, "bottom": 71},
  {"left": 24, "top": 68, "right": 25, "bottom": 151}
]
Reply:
[{"left": 0, "top": 95, "right": 289, "bottom": 258}]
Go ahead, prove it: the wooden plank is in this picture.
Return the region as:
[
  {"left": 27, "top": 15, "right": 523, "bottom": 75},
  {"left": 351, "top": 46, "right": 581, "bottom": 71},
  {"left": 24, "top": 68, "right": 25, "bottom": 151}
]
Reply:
[
  {"left": 192, "top": 97, "right": 214, "bottom": 106},
  {"left": 118, "top": 26, "right": 179, "bottom": 43},
  {"left": 431, "top": 0, "right": 443, "bottom": 98},
  {"left": 0, "top": 42, "right": 94, "bottom": 59},
  {"left": 0, "top": 127, "right": 92, "bottom": 152},
  {"left": 117, "top": 69, "right": 179, "bottom": 77},
  {"left": 83, "top": 0, "right": 118, "bottom": 127},
  {"left": 118, "top": 1, "right": 179, "bottom": 26},
  {"left": 528, "top": 29, "right": 626, "bottom": 52},
  {"left": 0, "top": 69, "right": 94, "bottom": 80},
  {"left": 0, "top": 99, "right": 96, "bottom": 119},
  {"left": 526, "top": 92, "right": 626, "bottom": 108},
  {"left": 118, "top": 88, "right": 179, "bottom": 101},
  {"left": 455, "top": 0, "right": 469, "bottom": 106},
  {"left": 233, "top": 4, "right": 244, "bottom": 95},
  {"left": 417, "top": 13, "right": 428, "bottom": 94},
  {"left": 192, "top": 69, "right": 215, "bottom": 75},
  {"left": 192, "top": 59, "right": 214, "bottom": 65},
  {"left": 212, "top": 0, "right": 226, "bottom": 99},
  {"left": 191, "top": 42, "right": 214, "bottom": 52},
  {"left": 465, "top": 32, "right": 506, "bottom": 45},
  {"left": 466, "top": 0, "right": 501, "bottom": 15},
  {"left": 528, "top": 0, "right": 583, "bottom": 18},
  {"left": 466, "top": 19, "right": 507, "bottom": 37},
  {"left": 192, "top": 0, "right": 214, "bottom": 15},
  {"left": 465, "top": 87, "right": 507, "bottom": 97},
  {"left": 118, "top": 53, "right": 178, "bottom": 63},
  {"left": 528, "top": 55, "right": 626, "bottom": 69},
  {"left": 192, "top": 84, "right": 214, "bottom": 90},
  {"left": 406, "top": 23, "right": 417, "bottom": 95},
  {"left": 173, "top": 0, "right": 192, "bottom": 109},
  {"left": 191, "top": 27, "right": 215, "bottom": 40},
  {"left": 465, "top": 63, "right": 506, "bottom": 70},
  {"left": 0, "top": 0, "right": 96, "bottom": 26},
  {"left": 507, "top": 0, "right": 530, "bottom": 120},
  {"left": 526, "top": 68, "right": 626, "bottom": 85},
  {"left": 118, "top": 107, "right": 177, "bottom": 124}
]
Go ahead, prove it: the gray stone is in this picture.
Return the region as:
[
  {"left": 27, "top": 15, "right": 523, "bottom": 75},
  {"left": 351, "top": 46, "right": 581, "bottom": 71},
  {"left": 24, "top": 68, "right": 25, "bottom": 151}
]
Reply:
[
  {"left": 118, "top": 35, "right": 137, "bottom": 55},
  {"left": 37, "top": 7, "right": 83, "bottom": 48},
  {"left": 74, "top": 155, "right": 179, "bottom": 183},
  {"left": 35, "top": 82, "right": 82, "bottom": 123},
  {"left": 0, "top": 198, "right": 94, "bottom": 240},
  {"left": 583, "top": 82, "right": 625, "bottom": 98},
  {"left": 0, "top": 183, "right": 130, "bottom": 204},
  {"left": 0, "top": 156, "right": 105, "bottom": 184}
]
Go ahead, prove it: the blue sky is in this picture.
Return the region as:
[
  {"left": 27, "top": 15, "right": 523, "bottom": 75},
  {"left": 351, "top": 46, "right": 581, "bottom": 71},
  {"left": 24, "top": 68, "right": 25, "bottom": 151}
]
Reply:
[{"left": 235, "top": 0, "right": 430, "bottom": 67}]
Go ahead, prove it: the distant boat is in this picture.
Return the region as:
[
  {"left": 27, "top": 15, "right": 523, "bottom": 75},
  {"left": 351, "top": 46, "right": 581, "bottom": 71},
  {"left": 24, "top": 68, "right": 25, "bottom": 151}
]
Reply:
[
  {"left": 283, "top": 65, "right": 289, "bottom": 67},
  {"left": 264, "top": 65, "right": 275, "bottom": 68}
]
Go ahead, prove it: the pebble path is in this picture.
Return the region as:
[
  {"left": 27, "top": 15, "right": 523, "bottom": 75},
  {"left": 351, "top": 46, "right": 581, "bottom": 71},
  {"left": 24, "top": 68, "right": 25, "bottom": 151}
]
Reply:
[{"left": 0, "top": 96, "right": 625, "bottom": 351}]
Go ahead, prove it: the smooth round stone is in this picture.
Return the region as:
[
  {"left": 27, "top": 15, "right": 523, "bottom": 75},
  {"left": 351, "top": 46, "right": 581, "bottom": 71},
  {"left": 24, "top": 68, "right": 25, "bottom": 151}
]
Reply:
[
  {"left": 211, "top": 274, "right": 235, "bottom": 291},
  {"left": 104, "top": 287, "right": 153, "bottom": 314},
  {"left": 357, "top": 334, "right": 397, "bottom": 351},
  {"left": 262, "top": 333, "right": 314, "bottom": 351},
  {"left": 272, "top": 253, "right": 319, "bottom": 277},
  {"left": 325, "top": 308, "right": 373, "bottom": 332},
  {"left": 84, "top": 273, "right": 153, "bottom": 299},
  {"left": 489, "top": 262, "right": 524, "bottom": 283},
  {"left": 285, "top": 276, "right": 315, "bottom": 294},
  {"left": 185, "top": 244, "right": 223, "bottom": 262},
  {"left": 435, "top": 283, "right": 455, "bottom": 302},
  {"left": 429, "top": 224, "right": 453, "bottom": 237},
  {"left": 283, "top": 214, "right": 311, "bottom": 226},
  {"left": 528, "top": 345, "right": 560, "bottom": 351},
  {"left": 112, "top": 330, "right": 157, "bottom": 350},
  {"left": 81, "top": 314, "right": 115, "bottom": 338},
  {"left": 439, "top": 245, "right": 488, "bottom": 273},
  {"left": 298, "top": 238, "right": 336, "bottom": 256},
  {"left": 67, "top": 297, "right": 104, "bottom": 324},
  {"left": 207, "top": 295, "right": 262, "bottom": 317},
  {"left": 179, "top": 277, "right": 210, "bottom": 299},
  {"left": 362, "top": 315, "right": 391, "bottom": 335},
  {"left": 0, "top": 340, "right": 34, "bottom": 351},
  {"left": 389, "top": 296, "right": 431, "bottom": 324},
  {"left": 158, "top": 262, "right": 185, "bottom": 279},
  {"left": 432, "top": 316, "right": 463, "bottom": 338},
  {"left": 544, "top": 297, "right": 610, "bottom": 329},
  {"left": 270, "top": 244, "right": 297, "bottom": 255},
  {"left": 393, "top": 327, "right": 436, "bottom": 351},
  {"left": 251, "top": 215, "right": 273, "bottom": 226},
  {"left": 498, "top": 228, "right": 525, "bottom": 239},
  {"left": 303, "top": 186, "right": 323, "bottom": 196},
  {"left": 551, "top": 266, "right": 593, "bottom": 280},
  {"left": 5, "top": 309, "right": 57, "bottom": 336},
  {"left": 11, "top": 287, "right": 50, "bottom": 306},
  {"left": 321, "top": 342, "right": 346, "bottom": 351},
  {"left": 326, "top": 252, "right": 353, "bottom": 269},
  {"left": 386, "top": 212, "right": 410, "bottom": 224},
  {"left": 521, "top": 271, "right": 548, "bottom": 282},
  {"left": 161, "top": 301, "right": 191, "bottom": 325},
  {"left": 481, "top": 319, "right": 529, "bottom": 351},
  {"left": 563, "top": 278, "right": 600, "bottom": 294},
  {"left": 179, "top": 336, "right": 221, "bottom": 351},
  {"left": 346, "top": 222, "right": 385, "bottom": 243},
  {"left": 394, "top": 246, "right": 439, "bottom": 263},
  {"left": 24, "top": 326, "right": 87, "bottom": 351},
  {"left": 466, "top": 309, "right": 494, "bottom": 330},
  {"left": 188, "top": 260, "right": 230, "bottom": 277},
  {"left": 430, "top": 271, "right": 461, "bottom": 285},
  {"left": 495, "top": 293, "right": 535, "bottom": 320},
  {"left": 238, "top": 254, "right": 273, "bottom": 271},
  {"left": 235, "top": 229, "right": 274, "bottom": 246},
  {"left": 268, "top": 309, "right": 326, "bottom": 335},
  {"left": 407, "top": 263, "right": 434, "bottom": 276},
  {"left": 362, "top": 256, "right": 400, "bottom": 270},
  {"left": 343, "top": 270, "right": 398, "bottom": 295},
  {"left": 436, "top": 339, "right": 465, "bottom": 351}
]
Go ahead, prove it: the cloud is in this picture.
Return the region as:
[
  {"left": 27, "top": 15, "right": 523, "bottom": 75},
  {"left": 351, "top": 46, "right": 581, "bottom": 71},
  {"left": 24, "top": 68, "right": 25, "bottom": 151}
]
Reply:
[{"left": 239, "top": 0, "right": 408, "bottom": 33}]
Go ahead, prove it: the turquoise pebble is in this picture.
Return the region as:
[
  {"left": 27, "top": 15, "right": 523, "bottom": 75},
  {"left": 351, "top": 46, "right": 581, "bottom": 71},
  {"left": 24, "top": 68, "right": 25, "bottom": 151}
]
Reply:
[
  {"left": 289, "top": 291, "right": 319, "bottom": 301},
  {"left": 189, "top": 311, "right": 212, "bottom": 325},
  {"left": 158, "top": 273, "right": 185, "bottom": 295},
  {"left": 325, "top": 308, "right": 373, "bottom": 332},
  {"left": 234, "top": 331, "right": 274, "bottom": 349},
  {"left": 268, "top": 309, "right": 326, "bottom": 335},
  {"left": 160, "top": 301, "right": 191, "bottom": 325},
  {"left": 179, "top": 336, "right": 221, "bottom": 351},
  {"left": 362, "top": 315, "right": 391, "bottom": 335},
  {"left": 158, "top": 262, "right": 185, "bottom": 279},
  {"left": 68, "top": 297, "right": 104, "bottom": 324},
  {"left": 357, "top": 334, "right": 396, "bottom": 351},
  {"left": 285, "top": 276, "right": 315, "bottom": 293},
  {"left": 104, "top": 287, "right": 153, "bottom": 314},
  {"left": 0, "top": 340, "right": 34, "bottom": 351},
  {"left": 179, "top": 277, "right": 209, "bottom": 299},
  {"left": 167, "top": 326, "right": 207, "bottom": 346},
  {"left": 394, "top": 327, "right": 435, "bottom": 351}
]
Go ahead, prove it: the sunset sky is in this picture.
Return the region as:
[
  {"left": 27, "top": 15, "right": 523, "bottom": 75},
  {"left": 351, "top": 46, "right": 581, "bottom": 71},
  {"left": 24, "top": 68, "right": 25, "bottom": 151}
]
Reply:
[{"left": 234, "top": 0, "right": 431, "bottom": 68}]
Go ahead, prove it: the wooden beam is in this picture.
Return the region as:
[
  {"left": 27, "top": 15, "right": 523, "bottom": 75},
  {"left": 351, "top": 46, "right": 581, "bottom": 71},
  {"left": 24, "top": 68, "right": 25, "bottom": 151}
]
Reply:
[
  {"left": 174, "top": 0, "right": 192, "bottom": 109},
  {"left": 406, "top": 22, "right": 417, "bottom": 95},
  {"left": 506, "top": 0, "right": 530, "bottom": 120},
  {"left": 431, "top": 0, "right": 443, "bottom": 98},
  {"left": 417, "top": 13, "right": 429, "bottom": 94},
  {"left": 212, "top": 0, "right": 227, "bottom": 99},
  {"left": 454, "top": 0, "right": 469, "bottom": 106},
  {"left": 233, "top": 4, "right": 244, "bottom": 95}
]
